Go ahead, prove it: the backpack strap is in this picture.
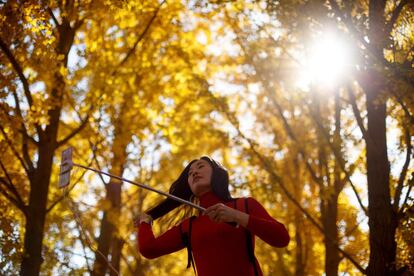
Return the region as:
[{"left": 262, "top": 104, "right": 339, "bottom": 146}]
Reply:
[
  {"left": 244, "top": 198, "right": 259, "bottom": 276},
  {"left": 180, "top": 216, "right": 196, "bottom": 274}
]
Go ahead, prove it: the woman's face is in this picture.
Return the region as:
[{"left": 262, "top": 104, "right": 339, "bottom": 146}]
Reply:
[{"left": 188, "top": 159, "right": 213, "bottom": 196}]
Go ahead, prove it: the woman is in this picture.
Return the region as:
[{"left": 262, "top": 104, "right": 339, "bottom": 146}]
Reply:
[{"left": 137, "top": 156, "right": 289, "bottom": 276}]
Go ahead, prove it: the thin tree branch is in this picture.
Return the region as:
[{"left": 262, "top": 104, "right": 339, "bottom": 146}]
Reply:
[
  {"left": 12, "top": 93, "right": 36, "bottom": 172},
  {"left": 9, "top": 91, "right": 36, "bottom": 172},
  {"left": 87, "top": 137, "right": 108, "bottom": 186},
  {"left": 304, "top": 99, "right": 369, "bottom": 216},
  {"left": 0, "top": 159, "right": 26, "bottom": 208},
  {"left": 112, "top": 0, "right": 166, "bottom": 76},
  {"left": 47, "top": 7, "right": 60, "bottom": 27},
  {"left": 394, "top": 126, "right": 412, "bottom": 212},
  {"left": 0, "top": 177, "right": 26, "bottom": 214},
  {"left": 343, "top": 216, "right": 368, "bottom": 238},
  {"left": 392, "top": 90, "right": 414, "bottom": 124},
  {"left": 385, "top": 0, "right": 409, "bottom": 37},
  {"left": 75, "top": 221, "right": 93, "bottom": 274},
  {"left": 0, "top": 37, "right": 34, "bottom": 107},
  {"left": 56, "top": 112, "right": 91, "bottom": 148},
  {"left": 0, "top": 124, "right": 30, "bottom": 175},
  {"left": 264, "top": 88, "right": 324, "bottom": 189},
  {"left": 0, "top": 103, "right": 38, "bottom": 174},
  {"left": 73, "top": 18, "right": 85, "bottom": 31},
  {"left": 399, "top": 172, "right": 414, "bottom": 216},
  {"left": 328, "top": 0, "right": 414, "bottom": 88},
  {"left": 66, "top": 197, "right": 120, "bottom": 275},
  {"left": 0, "top": 36, "right": 44, "bottom": 136},
  {"left": 346, "top": 84, "right": 369, "bottom": 144}
]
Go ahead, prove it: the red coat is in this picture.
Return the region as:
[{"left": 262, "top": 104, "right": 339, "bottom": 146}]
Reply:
[{"left": 138, "top": 191, "right": 290, "bottom": 276}]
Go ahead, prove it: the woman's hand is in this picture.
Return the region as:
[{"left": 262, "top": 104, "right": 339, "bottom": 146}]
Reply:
[
  {"left": 134, "top": 213, "right": 153, "bottom": 227},
  {"left": 204, "top": 203, "right": 249, "bottom": 227}
]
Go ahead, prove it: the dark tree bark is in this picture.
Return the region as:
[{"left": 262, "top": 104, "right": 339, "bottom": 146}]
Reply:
[
  {"left": 324, "top": 91, "right": 342, "bottom": 276},
  {"left": 363, "top": 1, "right": 398, "bottom": 274},
  {"left": 92, "top": 102, "right": 132, "bottom": 275},
  {"left": 322, "top": 192, "right": 340, "bottom": 276},
  {"left": 92, "top": 146, "right": 127, "bottom": 275},
  {"left": 364, "top": 76, "right": 397, "bottom": 275},
  {"left": 110, "top": 237, "right": 124, "bottom": 276},
  {"left": 294, "top": 210, "right": 305, "bottom": 276},
  {"left": 312, "top": 90, "right": 344, "bottom": 276},
  {"left": 20, "top": 17, "right": 76, "bottom": 276}
]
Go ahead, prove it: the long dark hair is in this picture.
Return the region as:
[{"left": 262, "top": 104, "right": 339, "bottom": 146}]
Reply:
[{"left": 146, "top": 156, "right": 232, "bottom": 220}]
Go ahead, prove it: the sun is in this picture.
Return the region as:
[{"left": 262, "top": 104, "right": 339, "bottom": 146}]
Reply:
[{"left": 296, "top": 31, "right": 352, "bottom": 90}]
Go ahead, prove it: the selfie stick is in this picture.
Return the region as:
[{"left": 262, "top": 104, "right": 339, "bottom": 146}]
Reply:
[{"left": 59, "top": 147, "right": 206, "bottom": 212}]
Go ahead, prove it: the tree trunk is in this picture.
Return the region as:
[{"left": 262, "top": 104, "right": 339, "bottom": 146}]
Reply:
[
  {"left": 292, "top": 156, "right": 306, "bottom": 276},
  {"left": 323, "top": 91, "right": 342, "bottom": 276},
  {"left": 93, "top": 110, "right": 131, "bottom": 275},
  {"left": 92, "top": 157, "right": 125, "bottom": 275},
  {"left": 364, "top": 1, "right": 397, "bottom": 274},
  {"left": 365, "top": 80, "right": 397, "bottom": 275},
  {"left": 294, "top": 210, "right": 305, "bottom": 276},
  {"left": 315, "top": 90, "right": 341, "bottom": 276},
  {"left": 323, "top": 193, "right": 340, "bottom": 276},
  {"left": 110, "top": 237, "right": 124, "bottom": 276},
  {"left": 20, "top": 18, "right": 75, "bottom": 275},
  {"left": 20, "top": 143, "right": 56, "bottom": 275}
]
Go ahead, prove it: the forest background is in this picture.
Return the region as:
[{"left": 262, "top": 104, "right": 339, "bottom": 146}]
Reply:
[{"left": 0, "top": 0, "right": 413, "bottom": 275}]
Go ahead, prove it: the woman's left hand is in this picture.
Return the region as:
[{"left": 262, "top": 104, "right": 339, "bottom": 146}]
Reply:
[{"left": 204, "top": 203, "right": 249, "bottom": 227}]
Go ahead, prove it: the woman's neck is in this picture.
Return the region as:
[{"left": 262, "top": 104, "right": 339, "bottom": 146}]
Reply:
[{"left": 198, "top": 191, "right": 222, "bottom": 208}]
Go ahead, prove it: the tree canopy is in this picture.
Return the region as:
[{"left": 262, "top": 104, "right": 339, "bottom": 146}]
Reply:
[{"left": 1, "top": 0, "right": 413, "bottom": 275}]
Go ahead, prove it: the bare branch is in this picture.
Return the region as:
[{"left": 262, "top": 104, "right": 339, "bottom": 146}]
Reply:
[
  {"left": 0, "top": 103, "right": 37, "bottom": 174},
  {"left": 56, "top": 112, "right": 91, "bottom": 148},
  {"left": 0, "top": 175, "right": 27, "bottom": 215},
  {"left": 392, "top": 90, "right": 414, "bottom": 124},
  {"left": 304, "top": 100, "right": 369, "bottom": 216},
  {"left": 0, "top": 179, "right": 25, "bottom": 212},
  {"left": 66, "top": 197, "right": 120, "bottom": 275},
  {"left": 9, "top": 91, "right": 36, "bottom": 172},
  {"left": 347, "top": 85, "right": 369, "bottom": 144},
  {"left": 328, "top": 0, "right": 414, "bottom": 88},
  {"left": 0, "top": 37, "right": 34, "bottom": 107},
  {"left": 112, "top": 0, "right": 166, "bottom": 75},
  {"left": 327, "top": 0, "right": 369, "bottom": 49},
  {"left": 265, "top": 89, "right": 324, "bottom": 189},
  {"left": 0, "top": 124, "right": 30, "bottom": 175},
  {"left": 399, "top": 173, "right": 414, "bottom": 218},
  {"left": 89, "top": 139, "right": 109, "bottom": 186},
  {"left": 47, "top": 7, "right": 60, "bottom": 27},
  {"left": 74, "top": 18, "right": 85, "bottom": 31},
  {"left": 0, "top": 159, "right": 26, "bottom": 207},
  {"left": 0, "top": 36, "right": 44, "bottom": 136},
  {"left": 394, "top": 127, "right": 412, "bottom": 212}
]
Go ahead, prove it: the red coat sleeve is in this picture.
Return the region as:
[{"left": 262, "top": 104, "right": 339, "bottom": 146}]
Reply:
[
  {"left": 245, "top": 197, "right": 290, "bottom": 247},
  {"left": 137, "top": 222, "right": 185, "bottom": 259}
]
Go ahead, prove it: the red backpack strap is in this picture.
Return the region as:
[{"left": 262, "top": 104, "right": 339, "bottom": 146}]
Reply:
[
  {"left": 180, "top": 216, "right": 196, "bottom": 274},
  {"left": 244, "top": 197, "right": 259, "bottom": 276}
]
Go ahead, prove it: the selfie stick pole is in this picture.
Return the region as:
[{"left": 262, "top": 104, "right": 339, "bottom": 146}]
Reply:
[{"left": 59, "top": 147, "right": 206, "bottom": 212}]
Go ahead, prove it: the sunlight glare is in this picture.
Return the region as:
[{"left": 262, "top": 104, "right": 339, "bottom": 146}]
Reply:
[{"left": 297, "top": 32, "right": 351, "bottom": 90}]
